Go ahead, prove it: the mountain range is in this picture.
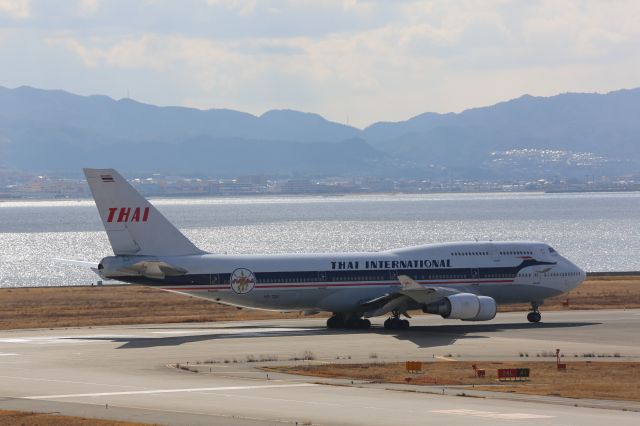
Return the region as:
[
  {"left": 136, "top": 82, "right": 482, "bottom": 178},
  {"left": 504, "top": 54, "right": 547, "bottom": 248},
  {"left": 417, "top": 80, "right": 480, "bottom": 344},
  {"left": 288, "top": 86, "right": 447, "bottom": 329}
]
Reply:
[{"left": 1, "top": 85, "right": 639, "bottom": 179}]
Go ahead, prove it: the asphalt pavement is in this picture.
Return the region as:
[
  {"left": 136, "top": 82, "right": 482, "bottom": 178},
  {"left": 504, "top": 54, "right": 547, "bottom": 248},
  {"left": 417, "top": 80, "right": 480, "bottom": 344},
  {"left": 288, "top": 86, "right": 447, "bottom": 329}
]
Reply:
[{"left": 0, "top": 309, "right": 638, "bottom": 425}]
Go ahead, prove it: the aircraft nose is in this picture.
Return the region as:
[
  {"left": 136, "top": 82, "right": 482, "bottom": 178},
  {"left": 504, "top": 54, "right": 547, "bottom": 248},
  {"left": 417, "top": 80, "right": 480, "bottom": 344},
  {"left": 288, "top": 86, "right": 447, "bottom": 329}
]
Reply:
[
  {"left": 572, "top": 263, "right": 587, "bottom": 288},
  {"left": 579, "top": 266, "right": 587, "bottom": 283},
  {"left": 563, "top": 257, "right": 586, "bottom": 289}
]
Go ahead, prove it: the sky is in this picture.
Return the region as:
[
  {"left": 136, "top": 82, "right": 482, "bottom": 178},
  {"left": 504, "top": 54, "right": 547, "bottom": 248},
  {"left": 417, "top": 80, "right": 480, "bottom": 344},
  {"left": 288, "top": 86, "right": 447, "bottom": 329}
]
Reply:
[{"left": 1, "top": 0, "right": 639, "bottom": 128}]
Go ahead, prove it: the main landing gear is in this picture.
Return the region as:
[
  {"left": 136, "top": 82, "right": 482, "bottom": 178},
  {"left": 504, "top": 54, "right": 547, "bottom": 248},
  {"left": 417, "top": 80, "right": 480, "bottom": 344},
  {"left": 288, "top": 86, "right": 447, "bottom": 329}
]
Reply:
[
  {"left": 527, "top": 302, "right": 542, "bottom": 323},
  {"left": 383, "top": 310, "right": 410, "bottom": 330},
  {"left": 326, "top": 314, "right": 371, "bottom": 329}
]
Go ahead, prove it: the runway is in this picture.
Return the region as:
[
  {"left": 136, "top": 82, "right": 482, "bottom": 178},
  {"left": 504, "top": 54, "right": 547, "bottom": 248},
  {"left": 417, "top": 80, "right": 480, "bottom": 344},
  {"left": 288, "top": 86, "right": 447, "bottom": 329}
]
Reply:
[{"left": 0, "top": 309, "right": 638, "bottom": 425}]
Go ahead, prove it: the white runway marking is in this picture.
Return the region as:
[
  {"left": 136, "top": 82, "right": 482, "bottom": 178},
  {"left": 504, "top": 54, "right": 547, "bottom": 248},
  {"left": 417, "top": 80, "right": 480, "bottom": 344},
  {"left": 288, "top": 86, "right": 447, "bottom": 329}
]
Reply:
[
  {"left": 432, "top": 409, "right": 553, "bottom": 420},
  {"left": 0, "top": 353, "right": 18, "bottom": 356},
  {"left": 435, "top": 356, "right": 457, "bottom": 362},
  {"left": 0, "top": 374, "right": 148, "bottom": 389},
  {"left": 24, "top": 383, "right": 317, "bottom": 400},
  {"left": 150, "top": 327, "right": 315, "bottom": 335},
  {"left": 0, "top": 335, "right": 136, "bottom": 345}
]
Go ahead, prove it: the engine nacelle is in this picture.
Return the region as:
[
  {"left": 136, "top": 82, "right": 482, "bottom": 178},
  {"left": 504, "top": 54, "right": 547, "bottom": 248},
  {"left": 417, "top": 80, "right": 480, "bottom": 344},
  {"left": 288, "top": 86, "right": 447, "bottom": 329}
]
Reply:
[
  {"left": 462, "top": 296, "right": 497, "bottom": 321},
  {"left": 423, "top": 293, "right": 496, "bottom": 321}
]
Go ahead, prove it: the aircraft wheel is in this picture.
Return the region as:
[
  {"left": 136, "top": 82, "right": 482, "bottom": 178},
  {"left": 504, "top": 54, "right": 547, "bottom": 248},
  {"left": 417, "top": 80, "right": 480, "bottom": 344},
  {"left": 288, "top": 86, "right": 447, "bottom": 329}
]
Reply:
[
  {"left": 527, "top": 311, "right": 541, "bottom": 323},
  {"left": 383, "top": 318, "right": 392, "bottom": 329},
  {"left": 326, "top": 316, "right": 335, "bottom": 328},
  {"left": 384, "top": 317, "right": 408, "bottom": 330},
  {"left": 327, "top": 316, "right": 342, "bottom": 328},
  {"left": 346, "top": 317, "right": 361, "bottom": 329},
  {"left": 359, "top": 319, "right": 371, "bottom": 329}
]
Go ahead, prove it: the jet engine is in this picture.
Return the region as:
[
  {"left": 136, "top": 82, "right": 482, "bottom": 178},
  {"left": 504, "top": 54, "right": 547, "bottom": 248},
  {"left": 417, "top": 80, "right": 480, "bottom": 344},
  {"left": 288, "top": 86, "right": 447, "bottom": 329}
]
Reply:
[{"left": 422, "top": 293, "right": 497, "bottom": 321}]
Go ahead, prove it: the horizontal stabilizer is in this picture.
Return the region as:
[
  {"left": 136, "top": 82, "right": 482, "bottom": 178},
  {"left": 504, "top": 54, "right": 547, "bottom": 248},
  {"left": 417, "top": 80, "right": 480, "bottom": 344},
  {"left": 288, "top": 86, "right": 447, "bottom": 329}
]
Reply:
[
  {"left": 125, "top": 261, "right": 188, "bottom": 279},
  {"left": 54, "top": 258, "right": 99, "bottom": 268},
  {"left": 54, "top": 258, "right": 108, "bottom": 280}
]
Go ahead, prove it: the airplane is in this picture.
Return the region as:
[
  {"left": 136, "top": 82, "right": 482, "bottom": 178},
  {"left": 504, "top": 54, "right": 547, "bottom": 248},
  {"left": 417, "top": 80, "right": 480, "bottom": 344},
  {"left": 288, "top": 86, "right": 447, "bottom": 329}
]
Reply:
[{"left": 79, "top": 168, "right": 586, "bottom": 330}]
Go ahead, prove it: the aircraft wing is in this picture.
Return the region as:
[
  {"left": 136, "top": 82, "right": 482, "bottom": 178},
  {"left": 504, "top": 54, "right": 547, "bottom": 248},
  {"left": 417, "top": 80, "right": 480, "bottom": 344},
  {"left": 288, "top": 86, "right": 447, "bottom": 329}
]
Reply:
[{"left": 360, "top": 275, "right": 459, "bottom": 318}]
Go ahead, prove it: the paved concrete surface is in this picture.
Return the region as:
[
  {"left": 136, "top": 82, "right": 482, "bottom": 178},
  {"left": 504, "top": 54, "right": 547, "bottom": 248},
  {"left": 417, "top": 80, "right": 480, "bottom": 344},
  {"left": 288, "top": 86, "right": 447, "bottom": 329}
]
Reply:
[{"left": 0, "top": 309, "right": 638, "bottom": 425}]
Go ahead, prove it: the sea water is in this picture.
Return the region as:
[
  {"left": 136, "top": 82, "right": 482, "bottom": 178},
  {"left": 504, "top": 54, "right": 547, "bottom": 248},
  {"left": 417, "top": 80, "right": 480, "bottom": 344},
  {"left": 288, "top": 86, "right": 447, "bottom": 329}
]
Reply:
[{"left": 1, "top": 192, "right": 639, "bottom": 287}]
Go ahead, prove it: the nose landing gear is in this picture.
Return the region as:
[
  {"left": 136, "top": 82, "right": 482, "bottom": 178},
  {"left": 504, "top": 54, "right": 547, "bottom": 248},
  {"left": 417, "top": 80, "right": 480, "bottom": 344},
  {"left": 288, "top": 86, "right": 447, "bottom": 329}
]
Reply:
[
  {"left": 527, "top": 302, "right": 542, "bottom": 323},
  {"left": 527, "top": 311, "right": 542, "bottom": 323}
]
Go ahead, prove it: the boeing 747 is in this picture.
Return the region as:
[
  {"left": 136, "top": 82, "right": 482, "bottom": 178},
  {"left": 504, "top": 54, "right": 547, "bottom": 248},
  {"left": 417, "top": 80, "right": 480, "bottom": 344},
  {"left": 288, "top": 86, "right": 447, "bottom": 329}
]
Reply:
[{"left": 81, "top": 168, "right": 586, "bottom": 329}]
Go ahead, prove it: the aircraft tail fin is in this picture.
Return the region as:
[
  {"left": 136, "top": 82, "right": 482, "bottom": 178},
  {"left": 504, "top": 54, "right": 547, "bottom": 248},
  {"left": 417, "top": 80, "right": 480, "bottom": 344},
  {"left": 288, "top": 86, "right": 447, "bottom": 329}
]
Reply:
[{"left": 84, "top": 168, "right": 204, "bottom": 257}]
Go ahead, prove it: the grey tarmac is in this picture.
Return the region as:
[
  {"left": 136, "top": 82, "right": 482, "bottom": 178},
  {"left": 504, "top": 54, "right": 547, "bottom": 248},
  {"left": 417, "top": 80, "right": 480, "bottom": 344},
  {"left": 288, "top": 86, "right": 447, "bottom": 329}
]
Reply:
[{"left": 0, "top": 309, "right": 639, "bottom": 425}]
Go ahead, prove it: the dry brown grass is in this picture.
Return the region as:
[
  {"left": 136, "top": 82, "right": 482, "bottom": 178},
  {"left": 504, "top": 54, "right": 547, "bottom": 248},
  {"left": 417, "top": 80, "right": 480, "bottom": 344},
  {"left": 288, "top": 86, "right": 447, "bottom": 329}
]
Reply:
[
  {"left": 498, "top": 275, "right": 640, "bottom": 312},
  {"left": 0, "top": 410, "right": 153, "bottom": 425},
  {"left": 0, "top": 285, "right": 313, "bottom": 330},
  {"left": 0, "top": 275, "right": 638, "bottom": 330},
  {"left": 269, "top": 361, "right": 640, "bottom": 402}
]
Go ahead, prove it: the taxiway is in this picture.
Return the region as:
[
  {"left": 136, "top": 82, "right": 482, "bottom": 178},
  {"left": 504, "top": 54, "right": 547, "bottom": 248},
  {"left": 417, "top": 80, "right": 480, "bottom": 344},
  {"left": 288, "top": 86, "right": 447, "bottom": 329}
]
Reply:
[{"left": 0, "top": 309, "right": 638, "bottom": 425}]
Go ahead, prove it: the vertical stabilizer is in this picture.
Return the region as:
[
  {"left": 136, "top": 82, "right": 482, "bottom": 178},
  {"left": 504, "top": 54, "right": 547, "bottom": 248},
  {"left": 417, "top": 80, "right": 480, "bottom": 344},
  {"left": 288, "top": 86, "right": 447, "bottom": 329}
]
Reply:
[{"left": 84, "top": 168, "right": 204, "bottom": 256}]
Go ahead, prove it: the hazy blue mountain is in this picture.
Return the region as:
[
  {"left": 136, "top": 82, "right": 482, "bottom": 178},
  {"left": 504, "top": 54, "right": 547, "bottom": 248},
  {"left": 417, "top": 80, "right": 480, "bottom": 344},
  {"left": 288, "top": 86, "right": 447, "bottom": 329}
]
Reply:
[
  {"left": 0, "top": 85, "right": 639, "bottom": 178},
  {"left": 364, "top": 89, "right": 640, "bottom": 176},
  {"left": 0, "top": 86, "right": 360, "bottom": 143},
  {"left": 0, "top": 86, "right": 378, "bottom": 176},
  {"left": 11, "top": 135, "right": 392, "bottom": 177}
]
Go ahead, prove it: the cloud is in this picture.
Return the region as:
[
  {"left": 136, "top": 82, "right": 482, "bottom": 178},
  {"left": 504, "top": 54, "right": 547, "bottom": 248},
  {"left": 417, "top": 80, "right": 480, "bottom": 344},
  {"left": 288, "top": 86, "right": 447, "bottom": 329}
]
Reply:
[
  {"left": 521, "top": 0, "right": 640, "bottom": 59},
  {"left": 0, "top": 0, "right": 30, "bottom": 19},
  {"left": 3, "top": 0, "right": 640, "bottom": 127},
  {"left": 76, "top": 0, "right": 100, "bottom": 17},
  {"left": 205, "top": 0, "right": 257, "bottom": 16}
]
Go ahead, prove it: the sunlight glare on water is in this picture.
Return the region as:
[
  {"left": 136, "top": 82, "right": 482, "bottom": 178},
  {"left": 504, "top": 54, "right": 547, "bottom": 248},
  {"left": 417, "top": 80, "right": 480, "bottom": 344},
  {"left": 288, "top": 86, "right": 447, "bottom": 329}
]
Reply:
[{"left": 1, "top": 192, "right": 639, "bottom": 287}]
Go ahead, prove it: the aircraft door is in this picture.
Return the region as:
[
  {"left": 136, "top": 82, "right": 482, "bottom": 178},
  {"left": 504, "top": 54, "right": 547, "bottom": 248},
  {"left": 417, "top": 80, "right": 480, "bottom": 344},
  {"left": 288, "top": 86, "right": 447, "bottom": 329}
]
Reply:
[
  {"left": 208, "top": 273, "right": 221, "bottom": 291},
  {"left": 532, "top": 247, "right": 546, "bottom": 285},
  {"left": 487, "top": 243, "right": 500, "bottom": 263},
  {"left": 533, "top": 271, "right": 540, "bottom": 285},
  {"left": 471, "top": 268, "right": 480, "bottom": 285}
]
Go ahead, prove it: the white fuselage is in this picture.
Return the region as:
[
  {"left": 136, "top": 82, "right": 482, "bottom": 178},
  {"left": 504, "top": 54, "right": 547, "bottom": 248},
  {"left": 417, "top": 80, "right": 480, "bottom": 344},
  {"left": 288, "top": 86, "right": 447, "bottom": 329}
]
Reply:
[{"left": 100, "top": 240, "right": 586, "bottom": 315}]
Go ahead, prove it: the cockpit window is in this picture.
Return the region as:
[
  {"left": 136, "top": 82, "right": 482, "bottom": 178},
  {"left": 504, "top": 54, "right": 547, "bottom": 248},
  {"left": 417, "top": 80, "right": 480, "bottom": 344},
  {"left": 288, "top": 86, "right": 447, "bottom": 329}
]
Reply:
[{"left": 548, "top": 247, "right": 557, "bottom": 253}]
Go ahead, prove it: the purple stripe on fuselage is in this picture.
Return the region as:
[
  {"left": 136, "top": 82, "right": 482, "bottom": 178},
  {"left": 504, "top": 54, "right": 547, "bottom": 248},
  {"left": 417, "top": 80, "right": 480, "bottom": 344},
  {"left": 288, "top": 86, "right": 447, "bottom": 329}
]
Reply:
[{"left": 160, "top": 279, "right": 514, "bottom": 292}]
